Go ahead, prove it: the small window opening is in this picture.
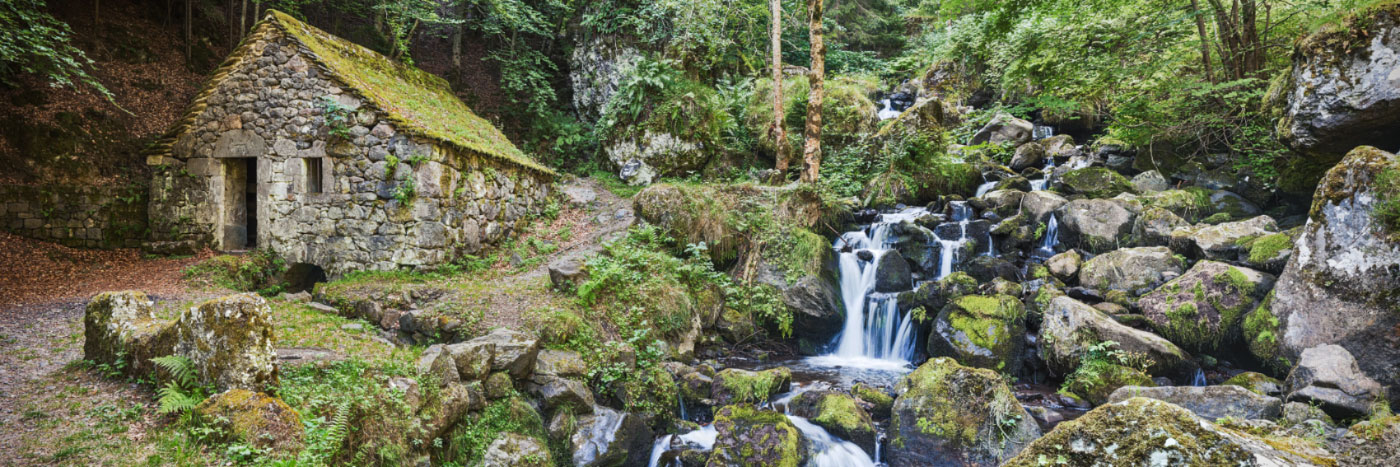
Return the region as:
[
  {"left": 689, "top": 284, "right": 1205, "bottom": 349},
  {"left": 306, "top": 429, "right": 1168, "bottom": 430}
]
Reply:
[{"left": 306, "top": 157, "right": 323, "bottom": 193}]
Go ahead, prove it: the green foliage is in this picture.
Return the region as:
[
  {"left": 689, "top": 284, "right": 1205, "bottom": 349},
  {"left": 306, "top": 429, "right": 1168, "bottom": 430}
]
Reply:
[
  {"left": 1375, "top": 167, "right": 1400, "bottom": 240},
  {"left": 277, "top": 358, "right": 421, "bottom": 466},
  {"left": 318, "top": 96, "right": 356, "bottom": 140},
  {"left": 0, "top": 0, "right": 111, "bottom": 99},
  {"left": 440, "top": 396, "right": 547, "bottom": 466},
  {"left": 151, "top": 355, "right": 208, "bottom": 417},
  {"left": 183, "top": 249, "right": 288, "bottom": 295}
]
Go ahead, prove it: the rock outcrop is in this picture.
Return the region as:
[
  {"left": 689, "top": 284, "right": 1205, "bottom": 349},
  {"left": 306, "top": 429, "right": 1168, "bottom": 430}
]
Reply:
[
  {"left": 1259, "top": 146, "right": 1400, "bottom": 398},
  {"left": 172, "top": 293, "right": 277, "bottom": 391},
  {"left": 1272, "top": 5, "right": 1400, "bottom": 160},
  {"left": 1106, "top": 385, "right": 1283, "bottom": 420},
  {"left": 83, "top": 291, "right": 177, "bottom": 378}
]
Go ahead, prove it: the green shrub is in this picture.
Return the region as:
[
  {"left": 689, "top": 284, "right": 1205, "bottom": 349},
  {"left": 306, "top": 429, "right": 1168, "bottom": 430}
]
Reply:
[
  {"left": 1375, "top": 167, "right": 1400, "bottom": 240},
  {"left": 183, "top": 249, "right": 287, "bottom": 295}
]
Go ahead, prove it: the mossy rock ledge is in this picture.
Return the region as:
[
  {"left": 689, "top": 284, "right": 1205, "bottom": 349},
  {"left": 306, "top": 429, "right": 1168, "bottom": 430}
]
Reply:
[
  {"left": 83, "top": 290, "right": 178, "bottom": 378},
  {"left": 788, "top": 390, "right": 878, "bottom": 455},
  {"left": 196, "top": 388, "right": 304, "bottom": 455},
  {"left": 1040, "top": 296, "right": 1196, "bottom": 378},
  {"left": 886, "top": 357, "right": 1039, "bottom": 466},
  {"left": 1002, "top": 397, "right": 1333, "bottom": 466}
]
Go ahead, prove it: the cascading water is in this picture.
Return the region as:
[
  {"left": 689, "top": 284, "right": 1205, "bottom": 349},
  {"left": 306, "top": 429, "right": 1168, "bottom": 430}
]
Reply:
[
  {"left": 1032, "top": 213, "right": 1059, "bottom": 261},
  {"left": 1033, "top": 124, "right": 1055, "bottom": 140},
  {"left": 877, "top": 98, "right": 903, "bottom": 120},
  {"left": 787, "top": 416, "right": 876, "bottom": 467},
  {"left": 810, "top": 209, "right": 928, "bottom": 369},
  {"left": 1192, "top": 369, "right": 1208, "bottom": 387},
  {"left": 937, "top": 202, "right": 975, "bottom": 278}
]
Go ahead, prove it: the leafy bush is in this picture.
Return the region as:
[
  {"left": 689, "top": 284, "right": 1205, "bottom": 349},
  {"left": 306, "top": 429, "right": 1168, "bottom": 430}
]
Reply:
[{"left": 183, "top": 249, "right": 287, "bottom": 295}]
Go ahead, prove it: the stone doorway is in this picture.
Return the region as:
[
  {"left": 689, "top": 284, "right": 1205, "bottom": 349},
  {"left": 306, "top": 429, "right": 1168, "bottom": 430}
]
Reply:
[{"left": 223, "top": 158, "right": 259, "bottom": 250}]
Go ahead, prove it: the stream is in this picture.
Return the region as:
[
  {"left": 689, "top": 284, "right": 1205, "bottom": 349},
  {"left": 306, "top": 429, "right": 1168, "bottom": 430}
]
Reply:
[{"left": 649, "top": 126, "right": 1086, "bottom": 467}]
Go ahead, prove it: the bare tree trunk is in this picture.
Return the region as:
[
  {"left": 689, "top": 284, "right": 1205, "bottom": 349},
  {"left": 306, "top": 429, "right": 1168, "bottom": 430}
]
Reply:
[
  {"left": 240, "top": 0, "right": 248, "bottom": 40},
  {"left": 800, "top": 0, "right": 824, "bottom": 184},
  {"left": 771, "top": 0, "right": 788, "bottom": 178},
  {"left": 1190, "top": 0, "right": 1215, "bottom": 83}
]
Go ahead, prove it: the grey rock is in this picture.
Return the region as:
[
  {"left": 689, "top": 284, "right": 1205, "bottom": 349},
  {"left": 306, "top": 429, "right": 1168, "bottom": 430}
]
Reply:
[
  {"left": 570, "top": 406, "right": 653, "bottom": 467},
  {"left": 1041, "top": 296, "right": 1195, "bottom": 378},
  {"left": 1131, "top": 170, "right": 1169, "bottom": 192},
  {"left": 1077, "top": 246, "right": 1184, "bottom": 294},
  {"left": 970, "top": 113, "right": 1034, "bottom": 146},
  {"left": 1106, "top": 385, "right": 1283, "bottom": 420},
  {"left": 1285, "top": 344, "right": 1387, "bottom": 419},
  {"left": 1056, "top": 199, "right": 1136, "bottom": 253}
]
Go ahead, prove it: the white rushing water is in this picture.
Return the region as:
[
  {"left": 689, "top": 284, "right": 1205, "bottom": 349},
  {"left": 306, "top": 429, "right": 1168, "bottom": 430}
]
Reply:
[
  {"left": 788, "top": 415, "right": 877, "bottom": 467},
  {"left": 812, "top": 208, "right": 928, "bottom": 369},
  {"left": 877, "top": 98, "right": 903, "bottom": 120},
  {"left": 647, "top": 425, "right": 718, "bottom": 467},
  {"left": 975, "top": 180, "right": 998, "bottom": 197}
]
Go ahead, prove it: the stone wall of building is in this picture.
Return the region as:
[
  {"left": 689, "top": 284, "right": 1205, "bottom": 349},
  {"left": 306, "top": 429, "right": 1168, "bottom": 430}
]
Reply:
[
  {"left": 0, "top": 184, "right": 147, "bottom": 248},
  {"left": 147, "top": 24, "right": 551, "bottom": 275}
]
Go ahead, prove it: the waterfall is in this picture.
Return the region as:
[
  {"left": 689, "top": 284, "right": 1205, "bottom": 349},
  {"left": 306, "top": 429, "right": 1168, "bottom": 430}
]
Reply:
[
  {"left": 787, "top": 416, "right": 876, "bottom": 467},
  {"left": 647, "top": 425, "right": 718, "bottom": 467},
  {"left": 975, "top": 180, "right": 998, "bottom": 197},
  {"left": 1032, "top": 214, "right": 1059, "bottom": 260},
  {"left": 877, "top": 98, "right": 902, "bottom": 120},
  {"left": 1192, "top": 369, "right": 1207, "bottom": 387},
  {"left": 1033, "top": 124, "right": 1055, "bottom": 140},
  {"left": 815, "top": 208, "right": 926, "bottom": 369}
]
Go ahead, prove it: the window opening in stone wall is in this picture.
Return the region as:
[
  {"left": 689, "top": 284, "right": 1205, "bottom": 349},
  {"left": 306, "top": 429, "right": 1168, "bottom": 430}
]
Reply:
[{"left": 307, "top": 157, "right": 323, "bottom": 193}]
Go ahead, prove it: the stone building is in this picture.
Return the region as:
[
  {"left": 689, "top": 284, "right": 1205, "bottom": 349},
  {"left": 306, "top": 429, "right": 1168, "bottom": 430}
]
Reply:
[{"left": 144, "top": 11, "right": 553, "bottom": 275}]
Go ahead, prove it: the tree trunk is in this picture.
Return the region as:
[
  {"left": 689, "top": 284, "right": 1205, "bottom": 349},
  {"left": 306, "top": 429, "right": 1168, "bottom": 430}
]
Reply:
[
  {"left": 801, "top": 0, "right": 825, "bottom": 184},
  {"left": 185, "top": 0, "right": 192, "bottom": 64},
  {"left": 771, "top": 0, "right": 788, "bottom": 178},
  {"left": 1190, "top": 0, "right": 1215, "bottom": 83},
  {"left": 240, "top": 0, "right": 248, "bottom": 40}
]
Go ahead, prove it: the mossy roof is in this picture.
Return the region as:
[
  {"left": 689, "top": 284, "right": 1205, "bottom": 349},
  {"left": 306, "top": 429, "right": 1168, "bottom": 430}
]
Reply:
[{"left": 149, "top": 10, "right": 552, "bottom": 176}]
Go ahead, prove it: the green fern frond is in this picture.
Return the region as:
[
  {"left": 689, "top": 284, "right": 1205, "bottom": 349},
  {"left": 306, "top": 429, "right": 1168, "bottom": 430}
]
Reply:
[
  {"left": 151, "top": 355, "right": 199, "bottom": 387},
  {"left": 157, "top": 382, "right": 201, "bottom": 414}
]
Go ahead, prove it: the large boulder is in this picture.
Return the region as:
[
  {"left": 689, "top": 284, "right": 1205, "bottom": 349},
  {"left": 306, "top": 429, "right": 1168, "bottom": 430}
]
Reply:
[
  {"left": 711, "top": 367, "right": 791, "bottom": 406},
  {"left": 708, "top": 405, "right": 809, "bottom": 467},
  {"left": 873, "top": 250, "right": 914, "bottom": 292},
  {"left": 927, "top": 294, "right": 1026, "bottom": 373},
  {"left": 482, "top": 432, "right": 553, "bottom": 467},
  {"left": 1063, "top": 362, "right": 1154, "bottom": 406},
  {"left": 1056, "top": 167, "right": 1135, "bottom": 199},
  {"left": 788, "top": 391, "right": 877, "bottom": 454},
  {"left": 969, "top": 113, "right": 1033, "bottom": 146},
  {"left": 1169, "top": 215, "right": 1279, "bottom": 261},
  {"left": 1132, "top": 207, "right": 1189, "bottom": 247},
  {"left": 1131, "top": 170, "right": 1169, "bottom": 192},
  {"left": 1009, "top": 142, "right": 1045, "bottom": 171},
  {"left": 888, "top": 358, "right": 1040, "bottom": 466},
  {"left": 1284, "top": 345, "right": 1388, "bottom": 419},
  {"left": 173, "top": 293, "right": 277, "bottom": 391},
  {"left": 1272, "top": 5, "right": 1400, "bottom": 160},
  {"left": 1040, "top": 296, "right": 1195, "bottom": 378},
  {"left": 1055, "top": 199, "right": 1137, "bottom": 252},
  {"left": 1020, "top": 190, "right": 1067, "bottom": 224},
  {"left": 1138, "top": 261, "right": 1276, "bottom": 352},
  {"left": 1106, "top": 385, "right": 1283, "bottom": 420},
  {"left": 1077, "top": 246, "right": 1185, "bottom": 294},
  {"left": 195, "top": 389, "right": 304, "bottom": 454},
  {"left": 1045, "top": 250, "right": 1081, "bottom": 282},
  {"left": 752, "top": 234, "right": 845, "bottom": 353},
  {"left": 569, "top": 33, "right": 643, "bottom": 121},
  {"left": 1264, "top": 146, "right": 1400, "bottom": 398},
  {"left": 1238, "top": 231, "right": 1295, "bottom": 274},
  {"left": 447, "top": 328, "right": 541, "bottom": 381},
  {"left": 83, "top": 291, "right": 177, "bottom": 378},
  {"left": 569, "top": 405, "right": 653, "bottom": 467},
  {"left": 1002, "top": 398, "right": 1331, "bottom": 466}
]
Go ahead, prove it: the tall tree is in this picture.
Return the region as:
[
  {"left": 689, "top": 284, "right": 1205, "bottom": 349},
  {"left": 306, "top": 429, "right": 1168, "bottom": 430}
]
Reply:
[
  {"left": 1190, "top": 0, "right": 1215, "bottom": 83},
  {"left": 800, "top": 0, "right": 824, "bottom": 183},
  {"left": 771, "top": 0, "right": 788, "bottom": 178}
]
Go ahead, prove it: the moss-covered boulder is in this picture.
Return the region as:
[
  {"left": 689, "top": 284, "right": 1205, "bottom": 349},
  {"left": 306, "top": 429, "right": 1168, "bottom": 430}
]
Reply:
[
  {"left": 1224, "top": 371, "right": 1285, "bottom": 397},
  {"left": 1064, "top": 362, "right": 1154, "bottom": 406},
  {"left": 482, "top": 432, "right": 553, "bottom": 467},
  {"left": 1056, "top": 167, "right": 1136, "bottom": 199},
  {"left": 1077, "top": 246, "right": 1185, "bottom": 294},
  {"left": 970, "top": 113, "right": 1033, "bottom": 146},
  {"left": 1132, "top": 206, "right": 1190, "bottom": 247},
  {"left": 1138, "top": 261, "right": 1276, "bottom": 352},
  {"left": 1237, "top": 231, "right": 1295, "bottom": 274},
  {"left": 708, "top": 405, "right": 808, "bottom": 467},
  {"left": 602, "top": 78, "right": 728, "bottom": 185},
  {"left": 789, "top": 391, "right": 877, "bottom": 454},
  {"left": 1272, "top": 3, "right": 1400, "bottom": 161},
  {"left": 851, "top": 383, "right": 894, "bottom": 419},
  {"left": 1009, "top": 142, "right": 1045, "bottom": 171},
  {"left": 173, "top": 293, "right": 277, "bottom": 391},
  {"left": 887, "top": 358, "right": 1040, "bottom": 466},
  {"left": 711, "top": 367, "right": 791, "bottom": 406},
  {"left": 196, "top": 388, "right": 304, "bottom": 454},
  {"left": 1267, "top": 146, "right": 1400, "bottom": 395},
  {"left": 1140, "top": 188, "right": 1214, "bottom": 223},
  {"left": 83, "top": 291, "right": 177, "bottom": 378},
  {"left": 1040, "top": 296, "right": 1195, "bottom": 378},
  {"left": 1055, "top": 199, "right": 1137, "bottom": 253},
  {"left": 1002, "top": 398, "right": 1331, "bottom": 466},
  {"left": 447, "top": 328, "right": 540, "bottom": 381},
  {"left": 1020, "top": 190, "right": 1068, "bottom": 225},
  {"left": 1169, "top": 215, "right": 1279, "bottom": 261},
  {"left": 928, "top": 294, "right": 1026, "bottom": 373}
]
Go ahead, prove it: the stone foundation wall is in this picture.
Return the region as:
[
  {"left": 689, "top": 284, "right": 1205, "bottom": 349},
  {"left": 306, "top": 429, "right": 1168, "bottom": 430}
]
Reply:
[
  {"left": 0, "top": 184, "right": 147, "bottom": 248},
  {"left": 148, "top": 23, "right": 551, "bottom": 275}
]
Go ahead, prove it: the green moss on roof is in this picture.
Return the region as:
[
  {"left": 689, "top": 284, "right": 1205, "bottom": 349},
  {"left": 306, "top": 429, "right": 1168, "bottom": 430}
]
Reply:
[{"left": 268, "top": 11, "right": 550, "bottom": 175}]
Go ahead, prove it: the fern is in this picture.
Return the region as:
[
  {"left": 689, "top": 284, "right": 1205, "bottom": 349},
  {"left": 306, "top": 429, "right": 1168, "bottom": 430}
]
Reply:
[{"left": 150, "top": 355, "right": 208, "bottom": 416}]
